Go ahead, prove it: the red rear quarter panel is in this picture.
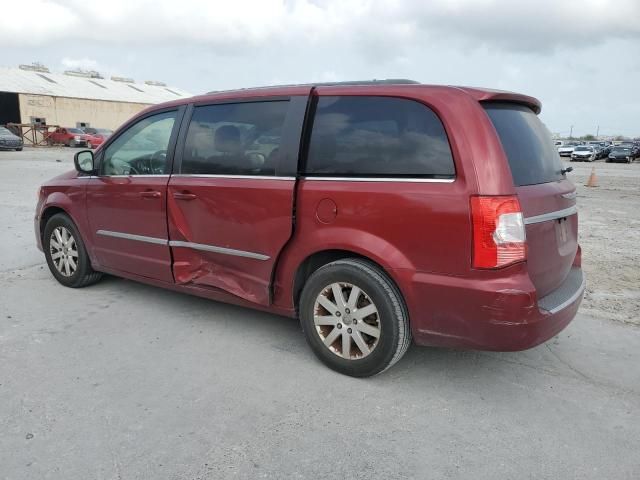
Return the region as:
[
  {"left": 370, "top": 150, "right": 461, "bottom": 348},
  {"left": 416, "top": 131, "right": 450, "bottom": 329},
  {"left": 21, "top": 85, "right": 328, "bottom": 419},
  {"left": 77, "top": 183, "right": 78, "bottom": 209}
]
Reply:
[{"left": 273, "top": 86, "right": 517, "bottom": 311}]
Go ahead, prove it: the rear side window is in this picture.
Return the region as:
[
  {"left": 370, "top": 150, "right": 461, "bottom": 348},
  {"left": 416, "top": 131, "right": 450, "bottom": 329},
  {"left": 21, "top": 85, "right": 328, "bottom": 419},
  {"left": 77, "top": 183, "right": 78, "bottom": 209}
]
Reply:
[
  {"left": 181, "top": 101, "right": 289, "bottom": 176},
  {"left": 483, "top": 103, "right": 563, "bottom": 186},
  {"left": 305, "top": 96, "right": 455, "bottom": 178}
]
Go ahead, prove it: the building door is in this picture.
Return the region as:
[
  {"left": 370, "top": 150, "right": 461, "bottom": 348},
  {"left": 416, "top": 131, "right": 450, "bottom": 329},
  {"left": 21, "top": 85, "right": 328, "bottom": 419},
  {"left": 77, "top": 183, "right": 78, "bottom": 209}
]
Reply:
[{"left": 0, "top": 92, "right": 20, "bottom": 125}]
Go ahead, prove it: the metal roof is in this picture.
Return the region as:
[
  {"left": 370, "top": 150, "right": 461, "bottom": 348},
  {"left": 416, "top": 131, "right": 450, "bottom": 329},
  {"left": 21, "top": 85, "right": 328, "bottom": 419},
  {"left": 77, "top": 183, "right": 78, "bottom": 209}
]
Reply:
[{"left": 0, "top": 67, "right": 191, "bottom": 104}]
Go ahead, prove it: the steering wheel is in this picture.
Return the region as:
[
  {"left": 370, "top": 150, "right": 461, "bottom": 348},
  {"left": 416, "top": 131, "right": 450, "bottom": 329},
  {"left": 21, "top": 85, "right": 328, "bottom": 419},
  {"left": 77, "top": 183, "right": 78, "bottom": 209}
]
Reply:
[
  {"left": 111, "top": 158, "right": 140, "bottom": 175},
  {"left": 149, "top": 150, "right": 167, "bottom": 174}
]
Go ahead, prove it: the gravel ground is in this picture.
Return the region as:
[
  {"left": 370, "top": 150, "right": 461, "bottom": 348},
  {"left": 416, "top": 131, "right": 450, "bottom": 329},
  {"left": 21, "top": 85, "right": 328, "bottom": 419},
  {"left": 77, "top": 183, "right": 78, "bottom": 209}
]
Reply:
[
  {"left": 568, "top": 159, "right": 640, "bottom": 325},
  {"left": 0, "top": 148, "right": 639, "bottom": 479}
]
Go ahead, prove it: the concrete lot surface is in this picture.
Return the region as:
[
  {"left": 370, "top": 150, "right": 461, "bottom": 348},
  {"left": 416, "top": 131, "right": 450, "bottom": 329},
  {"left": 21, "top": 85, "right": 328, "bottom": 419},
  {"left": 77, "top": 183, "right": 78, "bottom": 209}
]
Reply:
[{"left": 1, "top": 148, "right": 639, "bottom": 479}]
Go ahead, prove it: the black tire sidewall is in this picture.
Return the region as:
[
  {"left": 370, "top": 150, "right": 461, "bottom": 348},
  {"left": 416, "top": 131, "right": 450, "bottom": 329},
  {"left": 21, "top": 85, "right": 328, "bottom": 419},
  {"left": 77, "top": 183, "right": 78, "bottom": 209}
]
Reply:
[
  {"left": 43, "top": 214, "right": 93, "bottom": 288},
  {"left": 300, "top": 261, "right": 403, "bottom": 377}
]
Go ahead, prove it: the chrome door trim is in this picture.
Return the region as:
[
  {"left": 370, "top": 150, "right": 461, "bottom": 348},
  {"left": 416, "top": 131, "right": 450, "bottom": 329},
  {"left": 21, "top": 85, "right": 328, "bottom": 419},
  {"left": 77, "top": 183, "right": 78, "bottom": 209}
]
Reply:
[
  {"left": 302, "top": 176, "right": 455, "bottom": 183},
  {"left": 89, "top": 175, "right": 171, "bottom": 179},
  {"left": 172, "top": 174, "right": 295, "bottom": 181},
  {"left": 96, "top": 230, "right": 168, "bottom": 245},
  {"left": 169, "top": 240, "right": 270, "bottom": 261},
  {"left": 524, "top": 206, "right": 578, "bottom": 225}
]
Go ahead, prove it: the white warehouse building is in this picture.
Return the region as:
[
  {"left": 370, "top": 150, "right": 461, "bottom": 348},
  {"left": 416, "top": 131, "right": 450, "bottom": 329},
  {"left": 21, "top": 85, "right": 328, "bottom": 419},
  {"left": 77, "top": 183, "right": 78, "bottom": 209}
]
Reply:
[{"left": 0, "top": 65, "right": 191, "bottom": 131}]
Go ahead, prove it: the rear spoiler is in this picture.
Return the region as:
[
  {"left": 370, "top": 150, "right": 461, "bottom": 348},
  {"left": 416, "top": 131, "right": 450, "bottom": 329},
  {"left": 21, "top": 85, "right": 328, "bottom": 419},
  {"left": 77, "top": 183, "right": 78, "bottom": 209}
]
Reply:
[{"left": 456, "top": 86, "right": 542, "bottom": 114}]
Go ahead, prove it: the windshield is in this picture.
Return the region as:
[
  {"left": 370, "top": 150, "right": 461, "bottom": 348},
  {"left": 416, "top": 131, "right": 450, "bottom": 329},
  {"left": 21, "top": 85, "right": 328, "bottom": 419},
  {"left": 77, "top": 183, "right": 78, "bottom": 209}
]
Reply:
[
  {"left": 68, "top": 128, "right": 84, "bottom": 134},
  {"left": 0, "top": 127, "right": 12, "bottom": 135},
  {"left": 483, "top": 103, "right": 563, "bottom": 186},
  {"left": 575, "top": 146, "right": 592, "bottom": 151},
  {"left": 613, "top": 147, "right": 631, "bottom": 153},
  {"left": 96, "top": 129, "right": 112, "bottom": 134}
]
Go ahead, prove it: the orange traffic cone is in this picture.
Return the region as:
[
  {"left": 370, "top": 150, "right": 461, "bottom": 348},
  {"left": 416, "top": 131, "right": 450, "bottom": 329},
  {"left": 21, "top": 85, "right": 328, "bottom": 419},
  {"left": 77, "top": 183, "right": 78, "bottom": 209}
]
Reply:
[{"left": 585, "top": 167, "right": 598, "bottom": 187}]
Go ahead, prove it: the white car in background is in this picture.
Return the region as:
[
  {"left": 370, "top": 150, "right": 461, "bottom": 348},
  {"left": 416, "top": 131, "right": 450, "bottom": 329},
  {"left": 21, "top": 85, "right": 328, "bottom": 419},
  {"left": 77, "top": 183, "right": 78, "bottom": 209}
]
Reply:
[
  {"left": 571, "top": 145, "right": 597, "bottom": 162},
  {"left": 558, "top": 142, "right": 579, "bottom": 157}
]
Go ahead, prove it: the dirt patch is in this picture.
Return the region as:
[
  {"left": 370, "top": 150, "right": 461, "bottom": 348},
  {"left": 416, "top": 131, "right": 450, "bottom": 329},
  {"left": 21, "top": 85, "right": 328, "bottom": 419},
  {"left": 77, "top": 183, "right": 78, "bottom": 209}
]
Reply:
[{"left": 568, "top": 160, "right": 640, "bottom": 325}]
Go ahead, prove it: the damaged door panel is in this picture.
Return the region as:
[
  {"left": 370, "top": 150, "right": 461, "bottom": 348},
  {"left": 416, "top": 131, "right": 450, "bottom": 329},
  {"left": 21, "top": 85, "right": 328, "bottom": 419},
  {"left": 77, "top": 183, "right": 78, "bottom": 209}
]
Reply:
[{"left": 167, "top": 94, "right": 309, "bottom": 305}]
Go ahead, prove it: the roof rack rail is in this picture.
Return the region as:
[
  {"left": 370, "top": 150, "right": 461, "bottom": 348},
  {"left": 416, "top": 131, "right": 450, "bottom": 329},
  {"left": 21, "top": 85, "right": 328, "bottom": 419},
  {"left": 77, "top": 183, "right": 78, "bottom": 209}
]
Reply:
[{"left": 207, "top": 79, "right": 419, "bottom": 94}]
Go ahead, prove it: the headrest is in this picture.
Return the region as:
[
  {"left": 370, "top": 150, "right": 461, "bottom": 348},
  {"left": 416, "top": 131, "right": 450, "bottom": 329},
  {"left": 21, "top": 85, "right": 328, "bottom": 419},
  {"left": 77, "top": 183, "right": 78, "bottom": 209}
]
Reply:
[{"left": 215, "top": 125, "right": 241, "bottom": 154}]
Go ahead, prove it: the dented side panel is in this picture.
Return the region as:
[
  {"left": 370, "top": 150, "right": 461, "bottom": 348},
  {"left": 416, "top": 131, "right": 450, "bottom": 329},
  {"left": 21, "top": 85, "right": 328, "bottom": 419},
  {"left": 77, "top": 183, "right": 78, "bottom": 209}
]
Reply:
[{"left": 167, "top": 177, "right": 296, "bottom": 305}]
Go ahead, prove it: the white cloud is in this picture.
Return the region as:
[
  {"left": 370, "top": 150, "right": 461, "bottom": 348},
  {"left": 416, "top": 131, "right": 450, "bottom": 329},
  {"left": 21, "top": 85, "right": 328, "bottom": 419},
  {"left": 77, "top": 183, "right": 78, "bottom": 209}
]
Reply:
[
  {"left": 0, "top": 0, "right": 638, "bottom": 136},
  {"left": 1, "top": 0, "right": 638, "bottom": 51}
]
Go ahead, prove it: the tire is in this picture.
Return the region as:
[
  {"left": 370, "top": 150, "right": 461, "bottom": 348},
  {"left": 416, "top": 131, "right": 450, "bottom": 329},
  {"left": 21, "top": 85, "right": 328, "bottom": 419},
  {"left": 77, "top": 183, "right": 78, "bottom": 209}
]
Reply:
[
  {"left": 299, "top": 258, "right": 411, "bottom": 377},
  {"left": 43, "top": 213, "right": 102, "bottom": 288},
  {"left": 15, "top": 148, "right": 22, "bottom": 151}
]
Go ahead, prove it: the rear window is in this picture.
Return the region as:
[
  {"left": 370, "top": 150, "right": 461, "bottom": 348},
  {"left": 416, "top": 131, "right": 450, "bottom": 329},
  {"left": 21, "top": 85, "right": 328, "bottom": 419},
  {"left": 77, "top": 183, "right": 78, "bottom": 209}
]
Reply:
[
  {"left": 484, "top": 103, "right": 563, "bottom": 186},
  {"left": 305, "top": 96, "right": 455, "bottom": 178}
]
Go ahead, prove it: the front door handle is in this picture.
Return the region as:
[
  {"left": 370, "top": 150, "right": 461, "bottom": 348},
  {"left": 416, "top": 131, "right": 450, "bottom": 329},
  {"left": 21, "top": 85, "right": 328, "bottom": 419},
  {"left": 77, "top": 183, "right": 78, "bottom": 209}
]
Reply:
[
  {"left": 140, "top": 190, "right": 162, "bottom": 199},
  {"left": 173, "top": 192, "right": 197, "bottom": 201}
]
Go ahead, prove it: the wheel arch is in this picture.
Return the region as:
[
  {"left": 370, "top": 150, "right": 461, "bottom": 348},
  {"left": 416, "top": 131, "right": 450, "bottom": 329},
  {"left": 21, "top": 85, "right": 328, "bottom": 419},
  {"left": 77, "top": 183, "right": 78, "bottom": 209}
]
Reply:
[
  {"left": 291, "top": 249, "right": 406, "bottom": 315},
  {"left": 39, "top": 205, "right": 70, "bottom": 242}
]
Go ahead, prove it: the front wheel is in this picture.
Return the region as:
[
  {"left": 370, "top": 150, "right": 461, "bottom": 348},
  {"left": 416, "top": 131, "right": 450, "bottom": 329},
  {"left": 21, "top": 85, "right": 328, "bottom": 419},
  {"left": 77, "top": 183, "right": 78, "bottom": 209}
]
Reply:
[
  {"left": 299, "top": 259, "right": 411, "bottom": 377},
  {"left": 43, "top": 213, "right": 102, "bottom": 288}
]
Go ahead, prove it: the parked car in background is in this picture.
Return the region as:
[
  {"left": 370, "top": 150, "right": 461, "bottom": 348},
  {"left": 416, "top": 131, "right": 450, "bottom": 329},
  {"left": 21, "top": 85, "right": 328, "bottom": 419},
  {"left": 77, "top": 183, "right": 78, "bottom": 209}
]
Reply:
[
  {"left": 616, "top": 142, "right": 640, "bottom": 158},
  {"left": 594, "top": 145, "right": 605, "bottom": 159},
  {"left": 608, "top": 146, "right": 635, "bottom": 163},
  {"left": 34, "top": 81, "right": 584, "bottom": 377},
  {"left": 571, "top": 145, "right": 597, "bottom": 162},
  {"left": 558, "top": 142, "right": 579, "bottom": 157},
  {"left": 81, "top": 128, "right": 113, "bottom": 149},
  {"left": 0, "top": 126, "right": 23, "bottom": 151},
  {"left": 588, "top": 142, "right": 609, "bottom": 157},
  {"left": 46, "top": 128, "right": 92, "bottom": 148}
]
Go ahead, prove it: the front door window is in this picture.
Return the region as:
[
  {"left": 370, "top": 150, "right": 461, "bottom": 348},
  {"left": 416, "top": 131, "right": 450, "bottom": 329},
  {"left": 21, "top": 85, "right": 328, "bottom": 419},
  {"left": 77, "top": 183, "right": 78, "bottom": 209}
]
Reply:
[{"left": 101, "top": 111, "right": 177, "bottom": 176}]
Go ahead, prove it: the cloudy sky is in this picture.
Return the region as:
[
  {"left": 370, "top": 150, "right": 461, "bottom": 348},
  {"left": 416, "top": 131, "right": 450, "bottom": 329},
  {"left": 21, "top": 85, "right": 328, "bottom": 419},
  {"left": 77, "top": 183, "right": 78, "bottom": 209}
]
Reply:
[{"left": 1, "top": 0, "right": 639, "bottom": 137}]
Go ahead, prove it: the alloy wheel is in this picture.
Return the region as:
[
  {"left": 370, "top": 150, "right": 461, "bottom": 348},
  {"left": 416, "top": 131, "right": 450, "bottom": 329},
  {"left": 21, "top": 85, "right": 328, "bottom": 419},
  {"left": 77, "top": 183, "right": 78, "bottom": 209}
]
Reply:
[
  {"left": 49, "top": 226, "right": 79, "bottom": 277},
  {"left": 313, "top": 282, "right": 381, "bottom": 359}
]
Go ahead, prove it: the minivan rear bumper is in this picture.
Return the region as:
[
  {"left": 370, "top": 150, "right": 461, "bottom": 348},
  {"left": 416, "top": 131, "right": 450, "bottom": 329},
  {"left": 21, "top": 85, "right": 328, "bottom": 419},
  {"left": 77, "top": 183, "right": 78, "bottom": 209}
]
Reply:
[{"left": 399, "top": 265, "right": 584, "bottom": 351}]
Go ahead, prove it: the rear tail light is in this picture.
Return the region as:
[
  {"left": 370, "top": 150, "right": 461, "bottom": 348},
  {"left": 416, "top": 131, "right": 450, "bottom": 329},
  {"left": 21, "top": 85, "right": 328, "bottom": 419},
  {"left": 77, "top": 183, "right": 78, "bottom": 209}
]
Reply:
[{"left": 471, "top": 196, "right": 526, "bottom": 269}]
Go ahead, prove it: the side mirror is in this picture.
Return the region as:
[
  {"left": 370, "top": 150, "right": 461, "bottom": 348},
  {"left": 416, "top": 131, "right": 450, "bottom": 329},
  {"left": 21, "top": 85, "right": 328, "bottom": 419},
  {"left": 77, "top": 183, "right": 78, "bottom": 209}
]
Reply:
[{"left": 74, "top": 150, "right": 95, "bottom": 174}]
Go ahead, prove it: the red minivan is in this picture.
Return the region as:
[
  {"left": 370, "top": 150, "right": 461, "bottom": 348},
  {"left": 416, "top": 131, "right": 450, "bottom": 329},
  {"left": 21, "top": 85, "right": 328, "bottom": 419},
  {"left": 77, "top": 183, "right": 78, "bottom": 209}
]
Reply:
[{"left": 35, "top": 80, "right": 584, "bottom": 377}]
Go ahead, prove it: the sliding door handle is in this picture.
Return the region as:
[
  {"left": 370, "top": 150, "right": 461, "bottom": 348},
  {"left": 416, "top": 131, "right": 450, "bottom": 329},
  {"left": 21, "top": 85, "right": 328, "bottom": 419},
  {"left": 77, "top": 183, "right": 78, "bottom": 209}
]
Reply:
[{"left": 173, "top": 192, "right": 197, "bottom": 201}]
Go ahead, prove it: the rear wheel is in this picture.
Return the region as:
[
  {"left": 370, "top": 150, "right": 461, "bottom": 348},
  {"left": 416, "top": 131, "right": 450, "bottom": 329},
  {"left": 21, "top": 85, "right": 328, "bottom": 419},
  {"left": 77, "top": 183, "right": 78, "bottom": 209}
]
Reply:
[
  {"left": 299, "top": 259, "right": 411, "bottom": 377},
  {"left": 43, "top": 213, "right": 102, "bottom": 288}
]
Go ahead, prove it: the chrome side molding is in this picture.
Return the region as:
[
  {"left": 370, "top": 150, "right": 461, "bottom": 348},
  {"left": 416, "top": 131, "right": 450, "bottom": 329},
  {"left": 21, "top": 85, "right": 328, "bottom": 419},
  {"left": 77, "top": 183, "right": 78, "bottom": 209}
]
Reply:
[
  {"left": 169, "top": 241, "right": 270, "bottom": 261},
  {"left": 96, "top": 230, "right": 168, "bottom": 245},
  {"left": 96, "top": 230, "right": 270, "bottom": 261},
  {"left": 524, "top": 205, "right": 578, "bottom": 225}
]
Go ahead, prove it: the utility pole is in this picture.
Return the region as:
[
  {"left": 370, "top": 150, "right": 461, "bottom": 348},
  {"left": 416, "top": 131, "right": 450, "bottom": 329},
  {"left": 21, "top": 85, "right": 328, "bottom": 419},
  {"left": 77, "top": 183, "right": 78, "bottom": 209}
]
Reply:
[
  {"left": 596, "top": 125, "right": 600, "bottom": 138},
  {"left": 569, "top": 125, "right": 574, "bottom": 139}
]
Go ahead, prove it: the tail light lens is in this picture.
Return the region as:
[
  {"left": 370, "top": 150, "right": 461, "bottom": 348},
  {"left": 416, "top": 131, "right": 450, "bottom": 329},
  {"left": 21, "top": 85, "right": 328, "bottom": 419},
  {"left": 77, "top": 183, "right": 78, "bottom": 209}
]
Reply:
[{"left": 471, "top": 196, "right": 526, "bottom": 269}]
